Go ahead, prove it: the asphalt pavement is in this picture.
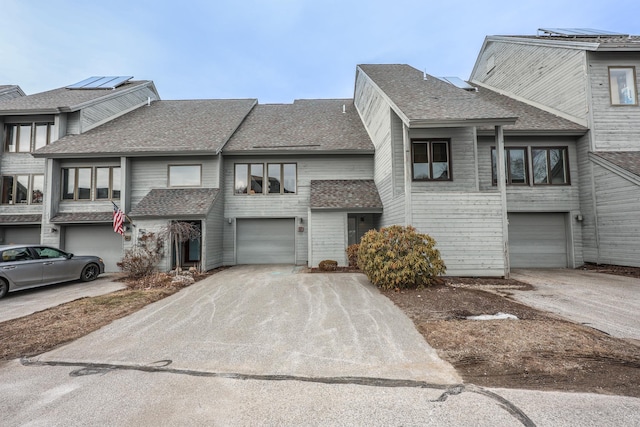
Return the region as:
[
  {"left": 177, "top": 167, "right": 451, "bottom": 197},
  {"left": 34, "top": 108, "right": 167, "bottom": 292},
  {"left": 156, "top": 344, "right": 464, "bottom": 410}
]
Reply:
[
  {"left": 510, "top": 268, "right": 640, "bottom": 340},
  {"left": 1, "top": 265, "right": 639, "bottom": 426},
  {"left": 0, "top": 273, "right": 126, "bottom": 322}
]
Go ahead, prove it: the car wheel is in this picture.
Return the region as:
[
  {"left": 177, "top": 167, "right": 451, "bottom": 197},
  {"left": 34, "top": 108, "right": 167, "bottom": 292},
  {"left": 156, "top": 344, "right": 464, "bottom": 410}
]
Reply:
[
  {"left": 81, "top": 264, "right": 100, "bottom": 282},
  {"left": 0, "top": 279, "right": 8, "bottom": 299}
]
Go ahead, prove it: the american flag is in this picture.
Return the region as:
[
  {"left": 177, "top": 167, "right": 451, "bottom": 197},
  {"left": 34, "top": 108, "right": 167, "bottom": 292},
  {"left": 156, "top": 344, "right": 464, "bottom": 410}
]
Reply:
[{"left": 113, "top": 205, "right": 125, "bottom": 235}]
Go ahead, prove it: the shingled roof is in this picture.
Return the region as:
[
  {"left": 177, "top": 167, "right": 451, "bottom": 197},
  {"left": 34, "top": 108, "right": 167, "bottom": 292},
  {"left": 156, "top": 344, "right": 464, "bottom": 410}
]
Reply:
[
  {"left": 310, "top": 180, "right": 382, "bottom": 210},
  {"left": 592, "top": 152, "right": 640, "bottom": 177},
  {"left": 357, "top": 64, "right": 517, "bottom": 127},
  {"left": 223, "top": 99, "right": 374, "bottom": 153},
  {"left": 0, "top": 214, "right": 42, "bottom": 224},
  {"left": 129, "top": 188, "right": 219, "bottom": 218},
  {"left": 50, "top": 212, "right": 113, "bottom": 223},
  {"left": 473, "top": 86, "right": 587, "bottom": 134},
  {"left": 0, "top": 81, "right": 154, "bottom": 114},
  {"left": 33, "top": 99, "right": 257, "bottom": 157}
]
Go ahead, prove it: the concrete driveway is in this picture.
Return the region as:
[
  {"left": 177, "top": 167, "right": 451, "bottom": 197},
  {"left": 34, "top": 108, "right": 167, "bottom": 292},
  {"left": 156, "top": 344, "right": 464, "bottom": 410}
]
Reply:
[{"left": 510, "top": 269, "right": 640, "bottom": 341}]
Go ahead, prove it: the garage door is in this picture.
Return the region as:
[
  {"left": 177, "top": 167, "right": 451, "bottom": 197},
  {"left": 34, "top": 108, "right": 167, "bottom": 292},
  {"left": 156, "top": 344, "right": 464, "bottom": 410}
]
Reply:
[
  {"left": 237, "top": 218, "right": 295, "bottom": 264},
  {"left": 3, "top": 226, "right": 41, "bottom": 245},
  {"left": 64, "top": 225, "right": 123, "bottom": 272},
  {"left": 508, "top": 213, "right": 568, "bottom": 268}
]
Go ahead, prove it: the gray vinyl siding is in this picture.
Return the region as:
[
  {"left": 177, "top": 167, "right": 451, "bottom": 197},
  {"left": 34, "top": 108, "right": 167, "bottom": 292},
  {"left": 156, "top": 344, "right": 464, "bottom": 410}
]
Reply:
[
  {"left": 67, "top": 111, "right": 80, "bottom": 135},
  {"left": 409, "top": 128, "right": 477, "bottom": 193},
  {"left": 472, "top": 40, "right": 589, "bottom": 122},
  {"left": 589, "top": 162, "right": 640, "bottom": 267},
  {"left": 78, "top": 86, "right": 159, "bottom": 134},
  {"left": 587, "top": 52, "right": 640, "bottom": 151},
  {"left": 204, "top": 192, "right": 224, "bottom": 270},
  {"left": 354, "top": 70, "right": 405, "bottom": 227},
  {"left": 577, "top": 135, "right": 598, "bottom": 263},
  {"left": 309, "top": 211, "right": 347, "bottom": 267},
  {"left": 125, "top": 219, "right": 172, "bottom": 271},
  {"left": 412, "top": 193, "right": 506, "bottom": 277},
  {"left": 477, "top": 136, "right": 581, "bottom": 209},
  {"left": 222, "top": 154, "right": 374, "bottom": 266},
  {"left": 129, "top": 156, "right": 219, "bottom": 208}
]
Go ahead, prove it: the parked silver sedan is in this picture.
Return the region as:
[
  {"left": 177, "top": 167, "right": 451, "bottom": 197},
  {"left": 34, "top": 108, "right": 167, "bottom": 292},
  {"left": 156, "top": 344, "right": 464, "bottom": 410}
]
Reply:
[{"left": 0, "top": 244, "right": 105, "bottom": 299}]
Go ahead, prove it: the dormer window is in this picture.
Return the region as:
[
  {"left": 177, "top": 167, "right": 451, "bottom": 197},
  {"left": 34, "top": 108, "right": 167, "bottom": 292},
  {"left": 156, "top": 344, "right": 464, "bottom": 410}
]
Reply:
[{"left": 4, "top": 123, "right": 53, "bottom": 153}]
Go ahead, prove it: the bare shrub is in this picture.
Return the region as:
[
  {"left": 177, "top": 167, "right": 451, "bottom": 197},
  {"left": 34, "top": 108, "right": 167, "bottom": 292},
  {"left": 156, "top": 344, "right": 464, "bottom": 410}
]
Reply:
[
  {"left": 346, "top": 244, "right": 359, "bottom": 268},
  {"left": 318, "top": 260, "right": 338, "bottom": 271},
  {"left": 117, "top": 232, "right": 164, "bottom": 279}
]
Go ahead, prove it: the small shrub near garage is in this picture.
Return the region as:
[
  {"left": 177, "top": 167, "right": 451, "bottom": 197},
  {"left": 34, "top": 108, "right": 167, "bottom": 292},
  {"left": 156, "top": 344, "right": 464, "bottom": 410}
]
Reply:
[
  {"left": 357, "top": 225, "right": 446, "bottom": 290},
  {"left": 318, "top": 260, "right": 338, "bottom": 271},
  {"left": 346, "top": 244, "right": 359, "bottom": 268}
]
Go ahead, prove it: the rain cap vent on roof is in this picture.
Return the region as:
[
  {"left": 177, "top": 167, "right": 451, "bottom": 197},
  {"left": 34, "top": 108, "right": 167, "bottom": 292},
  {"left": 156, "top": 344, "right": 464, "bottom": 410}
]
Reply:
[
  {"left": 66, "top": 76, "right": 133, "bottom": 90},
  {"left": 537, "top": 28, "right": 628, "bottom": 37}
]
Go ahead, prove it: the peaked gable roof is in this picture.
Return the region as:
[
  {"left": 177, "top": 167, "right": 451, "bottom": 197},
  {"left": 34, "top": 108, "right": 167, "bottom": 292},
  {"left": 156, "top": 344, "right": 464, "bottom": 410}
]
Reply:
[
  {"left": 33, "top": 99, "right": 257, "bottom": 157},
  {"left": 0, "top": 80, "right": 157, "bottom": 114},
  {"left": 357, "top": 64, "right": 517, "bottom": 127},
  {"left": 223, "top": 99, "right": 374, "bottom": 153}
]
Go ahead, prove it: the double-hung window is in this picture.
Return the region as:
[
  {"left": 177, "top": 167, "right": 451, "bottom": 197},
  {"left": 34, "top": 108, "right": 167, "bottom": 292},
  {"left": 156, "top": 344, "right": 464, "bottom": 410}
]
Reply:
[
  {"left": 4, "top": 123, "right": 53, "bottom": 153},
  {"left": 492, "top": 147, "right": 528, "bottom": 185},
  {"left": 62, "top": 166, "right": 121, "bottom": 200},
  {"left": 235, "top": 163, "right": 297, "bottom": 194},
  {"left": 1, "top": 174, "right": 44, "bottom": 204},
  {"left": 411, "top": 140, "right": 451, "bottom": 181}
]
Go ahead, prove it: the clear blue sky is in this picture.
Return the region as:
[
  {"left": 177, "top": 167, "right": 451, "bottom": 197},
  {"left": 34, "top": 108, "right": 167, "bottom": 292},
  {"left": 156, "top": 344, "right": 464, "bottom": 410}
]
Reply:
[{"left": 2, "top": 0, "right": 639, "bottom": 103}]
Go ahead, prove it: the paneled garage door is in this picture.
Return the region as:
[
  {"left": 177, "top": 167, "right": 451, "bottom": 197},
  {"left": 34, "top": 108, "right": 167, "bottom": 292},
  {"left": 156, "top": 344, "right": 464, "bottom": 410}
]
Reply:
[
  {"left": 3, "top": 226, "right": 41, "bottom": 245},
  {"left": 236, "top": 218, "right": 295, "bottom": 264},
  {"left": 508, "top": 213, "right": 568, "bottom": 268},
  {"left": 64, "top": 225, "right": 123, "bottom": 272}
]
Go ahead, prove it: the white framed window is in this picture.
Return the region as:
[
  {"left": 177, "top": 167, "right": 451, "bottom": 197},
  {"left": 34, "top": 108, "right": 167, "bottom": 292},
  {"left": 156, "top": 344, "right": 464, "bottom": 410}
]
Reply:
[{"left": 168, "top": 165, "right": 202, "bottom": 187}]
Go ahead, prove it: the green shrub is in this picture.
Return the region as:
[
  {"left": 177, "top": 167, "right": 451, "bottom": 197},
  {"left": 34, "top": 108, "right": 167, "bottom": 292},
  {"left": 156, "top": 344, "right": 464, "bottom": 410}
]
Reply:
[
  {"left": 346, "top": 244, "right": 359, "bottom": 268},
  {"left": 318, "top": 260, "right": 338, "bottom": 271},
  {"left": 357, "top": 225, "right": 446, "bottom": 290}
]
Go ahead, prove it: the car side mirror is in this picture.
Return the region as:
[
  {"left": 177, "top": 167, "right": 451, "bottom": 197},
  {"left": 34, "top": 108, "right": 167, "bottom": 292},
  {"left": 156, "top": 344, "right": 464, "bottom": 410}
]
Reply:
[{"left": 67, "top": 253, "right": 74, "bottom": 259}]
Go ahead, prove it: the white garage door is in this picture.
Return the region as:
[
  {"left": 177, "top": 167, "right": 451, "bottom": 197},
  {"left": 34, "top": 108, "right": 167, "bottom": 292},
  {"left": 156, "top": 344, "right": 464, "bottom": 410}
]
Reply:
[
  {"left": 3, "top": 226, "right": 41, "bottom": 244},
  {"left": 237, "top": 218, "right": 295, "bottom": 264},
  {"left": 64, "top": 225, "right": 123, "bottom": 272},
  {"left": 508, "top": 213, "right": 568, "bottom": 268}
]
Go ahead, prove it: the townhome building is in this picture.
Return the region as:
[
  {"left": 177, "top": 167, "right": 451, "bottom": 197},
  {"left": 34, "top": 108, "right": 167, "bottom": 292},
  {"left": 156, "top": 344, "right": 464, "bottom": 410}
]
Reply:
[
  {"left": 470, "top": 28, "right": 640, "bottom": 267},
  {"left": 1, "top": 28, "right": 637, "bottom": 275},
  {"left": 0, "top": 77, "right": 160, "bottom": 270}
]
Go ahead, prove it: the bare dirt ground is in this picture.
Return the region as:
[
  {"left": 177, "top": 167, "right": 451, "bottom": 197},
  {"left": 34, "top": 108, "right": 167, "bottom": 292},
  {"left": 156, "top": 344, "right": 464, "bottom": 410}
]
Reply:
[{"left": 1, "top": 265, "right": 639, "bottom": 398}]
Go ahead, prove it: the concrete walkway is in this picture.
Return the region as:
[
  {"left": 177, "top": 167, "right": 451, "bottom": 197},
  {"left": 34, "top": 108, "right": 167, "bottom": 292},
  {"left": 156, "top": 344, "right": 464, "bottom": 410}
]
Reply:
[
  {"left": 510, "top": 269, "right": 640, "bottom": 340},
  {"left": 0, "top": 273, "right": 127, "bottom": 323}
]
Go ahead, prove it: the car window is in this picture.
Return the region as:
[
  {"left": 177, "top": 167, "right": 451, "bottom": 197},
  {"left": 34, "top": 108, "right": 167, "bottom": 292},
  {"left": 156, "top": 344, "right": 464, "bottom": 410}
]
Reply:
[
  {"left": 33, "top": 247, "right": 67, "bottom": 259},
  {"left": 1, "top": 248, "right": 34, "bottom": 262}
]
